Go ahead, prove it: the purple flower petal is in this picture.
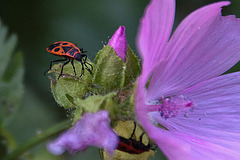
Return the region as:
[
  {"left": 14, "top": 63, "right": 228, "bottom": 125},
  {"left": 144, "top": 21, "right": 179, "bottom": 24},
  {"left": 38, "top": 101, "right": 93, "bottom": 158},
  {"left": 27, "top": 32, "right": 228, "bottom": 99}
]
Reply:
[
  {"left": 136, "top": 0, "right": 240, "bottom": 159},
  {"left": 136, "top": 0, "right": 175, "bottom": 83},
  {"left": 137, "top": 72, "right": 240, "bottom": 159},
  {"left": 147, "top": 1, "right": 240, "bottom": 100},
  {"left": 47, "top": 111, "right": 118, "bottom": 155},
  {"left": 108, "top": 26, "right": 127, "bottom": 62},
  {"left": 179, "top": 72, "right": 240, "bottom": 145},
  {"left": 151, "top": 72, "right": 240, "bottom": 159}
]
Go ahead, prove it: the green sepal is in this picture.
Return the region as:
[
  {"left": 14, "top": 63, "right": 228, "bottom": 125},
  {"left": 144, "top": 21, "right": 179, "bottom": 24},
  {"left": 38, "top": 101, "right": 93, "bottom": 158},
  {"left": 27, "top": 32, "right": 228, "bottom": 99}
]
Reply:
[
  {"left": 112, "top": 80, "right": 137, "bottom": 121},
  {"left": 115, "top": 95, "right": 135, "bottom": 121},
  {"left": 72, "top": 93, "right": 118, "bottom": 124},
  {"left": 93, "top": 45, "right": 141, "bottom": 92},
  {"left": 93, "top": 45, "right": 124, "bottom": 91},
  {"left": 123, "top": 46, "right": 141, "bottom": 86},
  {"left": 49, "top": 61, "right": 92, "bottom": 109}
]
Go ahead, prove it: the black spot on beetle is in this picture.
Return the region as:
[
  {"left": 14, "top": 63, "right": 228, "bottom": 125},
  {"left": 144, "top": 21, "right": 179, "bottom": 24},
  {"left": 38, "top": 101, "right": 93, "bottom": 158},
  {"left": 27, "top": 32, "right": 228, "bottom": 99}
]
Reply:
[
  {"left": 54, "top": 48, "right": 60, "bottom": 52},
  {"left": 47, "top": 42, "right": 61, "bottom": 51}
]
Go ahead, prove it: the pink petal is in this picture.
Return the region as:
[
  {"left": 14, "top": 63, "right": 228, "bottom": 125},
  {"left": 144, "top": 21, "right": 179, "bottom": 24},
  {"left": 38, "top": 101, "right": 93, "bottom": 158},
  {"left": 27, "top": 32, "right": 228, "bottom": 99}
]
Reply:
[
  {"left": 136, "top": 0, "right": 175, "bottom": 83},
  {"left": 47, "top": 111, "right": 118, "bottom": 155},
  {"left": 147, "top": 2, "right": 240, "bottom": 100},
  {"left": 136, "top": 0, "right": 240, "bottom": 159},
  {"left": 108, "top": 26, "right": 127, "bottom": 62},
  {"left": 181, "top": 72, "right": 240, "bottom": 146},
  {"left": 150, "top": 111, "right": 240, "bottom": 159},
  {"left": 152, "top": 72, "right": 240, "bottom": 159}
]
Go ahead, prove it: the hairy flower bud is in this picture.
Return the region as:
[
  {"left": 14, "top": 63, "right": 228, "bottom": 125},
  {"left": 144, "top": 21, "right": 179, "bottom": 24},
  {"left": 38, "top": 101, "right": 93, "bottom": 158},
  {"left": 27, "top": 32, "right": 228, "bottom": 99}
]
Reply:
[{"left": 93, "top": 26, "right": 140, "bottom": 91}]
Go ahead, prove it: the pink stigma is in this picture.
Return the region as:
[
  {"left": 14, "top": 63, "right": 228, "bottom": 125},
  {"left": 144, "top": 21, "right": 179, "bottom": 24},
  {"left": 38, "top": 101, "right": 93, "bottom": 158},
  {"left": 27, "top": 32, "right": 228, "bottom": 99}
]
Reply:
[{"left": 147, "top": 96, "right": 194, "bottom": 120}]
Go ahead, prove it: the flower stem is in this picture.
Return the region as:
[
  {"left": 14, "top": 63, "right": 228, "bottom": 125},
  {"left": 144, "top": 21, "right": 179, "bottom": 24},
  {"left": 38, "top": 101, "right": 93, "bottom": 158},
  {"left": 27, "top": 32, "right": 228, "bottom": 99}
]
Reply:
[
  {"left": 0, "top": 125, "right": 17, "bottom": 150},
  {"left": 2, "top": 119, "right": 72, "bottom": 160}
]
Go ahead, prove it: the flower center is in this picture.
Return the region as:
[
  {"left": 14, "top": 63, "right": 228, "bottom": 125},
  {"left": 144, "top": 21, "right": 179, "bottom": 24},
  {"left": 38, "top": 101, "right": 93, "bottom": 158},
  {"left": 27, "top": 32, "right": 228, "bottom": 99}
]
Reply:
[{"left": 147, "top": 95, "right": 194, "bottom": 120}]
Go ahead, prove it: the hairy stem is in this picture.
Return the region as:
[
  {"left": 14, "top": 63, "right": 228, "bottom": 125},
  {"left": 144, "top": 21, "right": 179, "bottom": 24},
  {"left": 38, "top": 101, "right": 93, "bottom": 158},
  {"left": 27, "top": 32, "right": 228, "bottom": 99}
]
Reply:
[{"left": 3, "top": 119, "right": 71, "bottom": 160}]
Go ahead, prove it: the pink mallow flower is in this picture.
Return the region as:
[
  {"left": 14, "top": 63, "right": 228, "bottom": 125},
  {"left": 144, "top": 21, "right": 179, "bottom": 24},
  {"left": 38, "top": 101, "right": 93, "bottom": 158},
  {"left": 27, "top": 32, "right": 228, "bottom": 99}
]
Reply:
[
  {"left": 136, "top": 0, "right": 240, "bottom": 159},
  {"left": 108, "top": 26, "right": 127, "bottom": 62},
  {"left": 47, "top": 111, "right": 118, "bottom": 155}
]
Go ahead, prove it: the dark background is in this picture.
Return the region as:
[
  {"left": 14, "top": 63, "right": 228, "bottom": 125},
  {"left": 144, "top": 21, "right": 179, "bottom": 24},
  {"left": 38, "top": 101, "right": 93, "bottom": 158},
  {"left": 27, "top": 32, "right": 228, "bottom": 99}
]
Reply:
[{"left": 0, "top": 0, "right": 239, "bottom": 159}]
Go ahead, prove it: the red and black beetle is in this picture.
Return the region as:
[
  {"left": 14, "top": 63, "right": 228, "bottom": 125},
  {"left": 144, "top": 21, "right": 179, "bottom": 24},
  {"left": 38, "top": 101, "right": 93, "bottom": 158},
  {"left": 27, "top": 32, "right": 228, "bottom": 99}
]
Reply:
[
  {"left": 117, "top": 122, "right": 157, "bottom": 154},
  {"left": 44, "top": 41, "right": 92, "bottom": 79}
]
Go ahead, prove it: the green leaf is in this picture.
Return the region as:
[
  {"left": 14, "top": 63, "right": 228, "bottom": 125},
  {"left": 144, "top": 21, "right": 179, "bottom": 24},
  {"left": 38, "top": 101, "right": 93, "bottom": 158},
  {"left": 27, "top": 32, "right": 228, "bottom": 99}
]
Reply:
[
  {"left": 0, "top": 25, "right": 17, "bottom": 78},
  {"left": 0, "top": 21, "right": 24, "bottom": 127},
  {"left": 0, "top": 20, "right": 23, "bottom": 159},
  {"left": 48, "top": 61, "right": 93, "bottom": 109},
  {"left": 73, "top": 93, "right": 118, "bottom": 123}
]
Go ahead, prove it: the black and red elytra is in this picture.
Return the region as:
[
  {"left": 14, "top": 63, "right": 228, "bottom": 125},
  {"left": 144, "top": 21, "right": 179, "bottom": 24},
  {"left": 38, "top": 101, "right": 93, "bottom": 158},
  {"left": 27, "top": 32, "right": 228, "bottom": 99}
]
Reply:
[
  {"left": 117, "top": 122, "right": 156, "bottom": 154},
  {"left": 44, "top": 41, "right": 93, "bottom": 79}
]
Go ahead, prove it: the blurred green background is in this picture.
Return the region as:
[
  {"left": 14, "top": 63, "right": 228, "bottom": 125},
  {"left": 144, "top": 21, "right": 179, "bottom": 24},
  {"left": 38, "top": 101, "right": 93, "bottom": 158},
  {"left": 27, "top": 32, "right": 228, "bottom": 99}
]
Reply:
[{"left": 0, "top": 0, "right": 239, "bottom": 159}]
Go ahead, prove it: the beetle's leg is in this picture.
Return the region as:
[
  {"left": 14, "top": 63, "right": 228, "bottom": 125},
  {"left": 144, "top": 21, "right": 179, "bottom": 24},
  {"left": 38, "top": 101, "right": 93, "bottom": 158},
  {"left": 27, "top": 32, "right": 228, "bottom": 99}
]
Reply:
[
  {"left": 80, "top": 48, "right": 87, "bottom": 53},
  {"left": 44, "top": 58, "right": 67, "bottom": 75},
  {"left": 85, "top": 61, "right": 93, "bottom": 71},
  {"left": 58, "top": 59, "right": 71, "bottom": 79},
  {"left": 150, "top": 145, "right": 158, "bottom": 150},
  {"left": 71, "top": 60, "right": 76, "bottom": 76},
  {"left": 130, "top": 122, "right": 137, "bottom": 139},
  {"left": 82, "top": 54, "right": 93, "bottom": 74},
  {"left": 84, "top": 63, "right": 92, "bottom": 75},
  {"left": 139, "top": 132, "right": 145, "bottom": 142},
  {"left": 80, "top": 61, "right": 85, "bottom": 77}
]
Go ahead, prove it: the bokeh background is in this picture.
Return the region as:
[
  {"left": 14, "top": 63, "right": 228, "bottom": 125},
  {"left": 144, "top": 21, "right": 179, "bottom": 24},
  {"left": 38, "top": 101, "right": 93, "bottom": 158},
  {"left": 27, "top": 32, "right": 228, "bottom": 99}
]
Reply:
[{"left": 0, "top": 0, "right": 240, "bottom": 159}]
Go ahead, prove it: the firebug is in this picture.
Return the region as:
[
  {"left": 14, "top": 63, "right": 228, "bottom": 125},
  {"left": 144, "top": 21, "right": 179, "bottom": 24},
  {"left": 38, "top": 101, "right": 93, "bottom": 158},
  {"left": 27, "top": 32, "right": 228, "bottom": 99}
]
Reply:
[
  {"left": 117, "top": 122, "right": 157, "bottom": 154},
  {"left": 44, "top": 41, "right": 92, "bottom": 79}
]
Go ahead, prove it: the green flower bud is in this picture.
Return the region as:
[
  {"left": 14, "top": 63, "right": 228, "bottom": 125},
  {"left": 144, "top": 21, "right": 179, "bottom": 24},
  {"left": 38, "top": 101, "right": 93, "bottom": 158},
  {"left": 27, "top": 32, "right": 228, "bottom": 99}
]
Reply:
[{"left": 93, "top": 45, "right": 140, "bottom": 92}]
